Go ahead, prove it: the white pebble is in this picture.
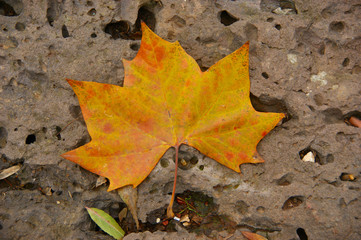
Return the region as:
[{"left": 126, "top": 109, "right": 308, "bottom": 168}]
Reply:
[{"left": 302, "top": 151, "right": 315, "bottom": 162}]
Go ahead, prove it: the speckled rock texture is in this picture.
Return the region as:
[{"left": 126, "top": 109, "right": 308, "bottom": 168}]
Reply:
[{"left": 0, "top": 0, "right": 360, "bottom": 239}]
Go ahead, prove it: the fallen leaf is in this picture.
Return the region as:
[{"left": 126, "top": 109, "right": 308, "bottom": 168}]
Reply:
[
  {"left": 95, "top": 175, "right": 107, "bottom": 188},
  {"left": 0, "top": 165, "right": 21, "bottom": 180},
  {"left": 117, "top": 186, "right": 139, "bottom": 229},
  {"left": 61, "top": 23, "right": 284, "bottom": 192},
  {"left": 118, "top": 207, "right": 128, "bottom": 222},
  {"left": 241, "top": 231, "right": 267, "bottom": 240},
  {"left": 86, "top": 207, "right": 125, "bottom": 240}
]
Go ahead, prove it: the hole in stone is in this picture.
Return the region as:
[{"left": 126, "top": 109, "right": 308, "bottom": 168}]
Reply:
[
  {"left": 132, "top": 6, "right": 156, "bottom": 39},
  {"left": 130, "top": 42, "right": 140, "bottom": 51},
  {"left": 160, "top": 158, "right": 169, "bottom": 168},
  {"left": 282, "top": 196, "right": 305, "bottom": 210},
  {"left": 266, "top": 17, "right": 274, "bottom": 22},
  {"left": 62, "top": 25, "right": 70, "bottom": 38},
  {"left": 55, "top": 126, "right": 62, "bottom": 140},
  {"left": 143, "top": 190, "right": 220, "bottom": 233},
  {"left": 15, "top": 22, "right": 25, "bottom": 31},
  {"left": 0, "top": 0, "right": 23, "bottom": 16},
  {"left": 0, "top": 127, "right": 8, "bottom": 149},
  {"left": 168, "top": 15, "right": 186, "bottom": 28},
  {"left": 339, "top": 172, "right": 355, "bottom": 181},
  {"left": 343, "top": 111, "right": 361, "bottom": 128},
  {"left": 46, "top": 0, "right": 63, "bottom": 26},
  {"left": 104, "top": 20, "right": 131, "bottom": 40},
  {"left": 342, "top": 57, "right": 350, "bottom": 67},
  {"left": 104, "top": 2, "right": 161, "bottom": 41},
  {"left": 199, "top": 165, "right": 204, "bottom": 170},
  {"left": 260, "top": 0, "right": 297, "bottom": 14},
  {"left": 22, "top": 182, "right": 38, "bottom": 190},
  {"left": 261, "top": 72, "right": 269, "bottom": 79},
  {"left": 329, "top": 21, "right": 345, "bottom": 33},
  {"left": 297, "top": 228, "right": 308, "bottom": 240},
  {"left": 90, "top": 33, "right": 97, "bottom": 38},
  {"left": 173, "top": 151, "right": 198, "bottom": 170},
  {"left": 190, "top": 156, "right": 198, "bottom": 165},
  {"left": 275, "top": 24, "right": 281, "bottom": 30},
  {"left": 250, "top": 93, "right": 290, "bottom": 122},
  {"left": 87, "top": 8, "right": 96, "bottom": 16},
  {"left": 219, "top": 10, "right": 239, "bottom": 26},
  {"left": 256, "top": 206, "right": 265, "bottom": 213},
  {"left": 276, "top": 173, "right": 294, "bottom": 186},
  {"left": 86, "top": 1, "right": 93, "bottom": 6},
  {"left": 14, "top": 128, "right": 18, "bottom": 131},
  {"left": 299, "top": 147, "right": 319, "bottom": 164},
  {"left": 25, "top": 134, "right": 36, "bottom": 144},
  {"left": 279, "top": 0, "right": 298, "bottom": 13}
]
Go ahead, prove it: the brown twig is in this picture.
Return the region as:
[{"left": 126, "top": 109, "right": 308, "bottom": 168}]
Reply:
[{"left": 56, "top": 117, "right": 81, "bottom": 137}]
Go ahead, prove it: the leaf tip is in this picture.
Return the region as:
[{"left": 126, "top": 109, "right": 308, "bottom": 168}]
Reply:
[
  {"left": 66, "top": 78, "right": 75, "bottom": 84},
  {"left": 60, "top": 150, "right": 75, "bottom": 161},
  {"left": 66, "top": 78, "right": 83, "bottom": 88},
  {"left": 140, "top": 21, "right": 149, "bottom": 32}
]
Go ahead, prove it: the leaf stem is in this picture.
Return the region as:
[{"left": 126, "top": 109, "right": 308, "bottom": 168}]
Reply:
[{"left": 166, "top": 144, "right": 179, "bottom": 218}]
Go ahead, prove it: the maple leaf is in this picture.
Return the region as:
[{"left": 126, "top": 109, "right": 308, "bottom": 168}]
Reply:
[{"left": 62, "top": 23, "right": 284, "bottom": 198}]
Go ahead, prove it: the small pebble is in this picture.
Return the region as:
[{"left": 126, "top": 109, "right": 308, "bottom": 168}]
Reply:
[
  {"left": 340, "top": 173, "right": 355, "bottom": 181},
  {"left": 56, "top": 201, "right": 60, "bottom": 204},
  {"left": 348, "top": 116, "right": 361, "bottom": 128},
  {"left": 173, "top": 216, "right": 180, "bottom": 221},
  {"left": 302, "top": 151, "right": 315, "bottom": 162},
  {"left": 180, "top": 214, "right": 190, "bottom": 223},
  {"left": 182, "top": 222, "right": 191, "bottom": 227},
  {"left": 156, "top": 218, "right": 160, "bottom": 223}
]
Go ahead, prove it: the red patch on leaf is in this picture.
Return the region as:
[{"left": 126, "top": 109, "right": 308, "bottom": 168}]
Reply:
[
  {"left": 155, "top": 46, "right": 165, "bottom": 62},
  {"left": 226, "top": 152, "right": 235, "bottom": 159},
  {"left": 103, "top": 123, "right": 113, "bottom": 133}
]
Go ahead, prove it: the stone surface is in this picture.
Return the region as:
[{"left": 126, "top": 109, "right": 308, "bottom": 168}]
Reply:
[{"left": 0, "top": 0, "right": 360, "bottom": 239}]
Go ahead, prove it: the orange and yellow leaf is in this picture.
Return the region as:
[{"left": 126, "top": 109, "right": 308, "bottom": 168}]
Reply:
[{"left": 61, "top": 23, "right": 284, "bottom": 191}]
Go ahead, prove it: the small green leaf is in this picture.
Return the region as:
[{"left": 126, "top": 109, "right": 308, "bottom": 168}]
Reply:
[{"left": 86, "top": 207, "right": 125, "bottom": 239}]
